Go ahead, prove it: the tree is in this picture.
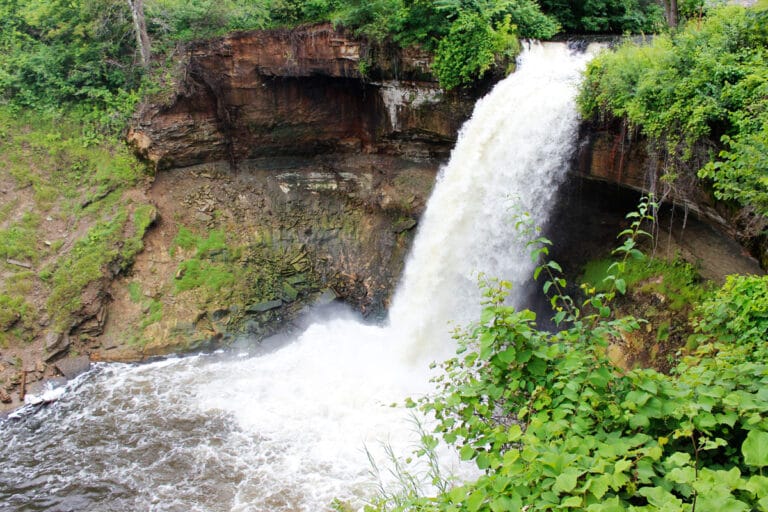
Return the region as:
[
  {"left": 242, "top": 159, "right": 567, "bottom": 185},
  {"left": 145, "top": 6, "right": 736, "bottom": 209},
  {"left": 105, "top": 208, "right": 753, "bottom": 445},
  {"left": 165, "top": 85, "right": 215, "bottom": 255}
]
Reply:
[
  {"left": 127, "top": 0, "right": 151, "bottom": 66},
  {"left": 662, "top": 0, "right": 679, "bottom": 27}
]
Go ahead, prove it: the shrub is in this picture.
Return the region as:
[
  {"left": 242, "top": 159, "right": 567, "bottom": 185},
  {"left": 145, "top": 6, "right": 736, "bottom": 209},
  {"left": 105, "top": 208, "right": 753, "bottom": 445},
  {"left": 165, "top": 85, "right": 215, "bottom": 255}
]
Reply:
[{"left": 368, "top": 199, "right": 768, "bottom": 511}]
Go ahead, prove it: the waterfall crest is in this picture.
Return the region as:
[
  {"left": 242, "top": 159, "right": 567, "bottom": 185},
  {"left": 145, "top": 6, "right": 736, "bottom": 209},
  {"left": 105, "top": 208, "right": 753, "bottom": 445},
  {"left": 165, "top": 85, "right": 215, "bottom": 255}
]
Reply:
[{"left": 0, "top": 42, "right": 598, "bottom": 512}]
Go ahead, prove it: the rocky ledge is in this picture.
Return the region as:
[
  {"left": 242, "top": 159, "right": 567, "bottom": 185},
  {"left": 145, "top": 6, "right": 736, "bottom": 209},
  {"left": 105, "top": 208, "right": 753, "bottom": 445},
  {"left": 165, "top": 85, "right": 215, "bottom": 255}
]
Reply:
[
  {"left": 127, "top": 23, "right": 490, "bottom": 170},
  {"left": 576, "top": 121, "right": 767, "bottom": 266}
]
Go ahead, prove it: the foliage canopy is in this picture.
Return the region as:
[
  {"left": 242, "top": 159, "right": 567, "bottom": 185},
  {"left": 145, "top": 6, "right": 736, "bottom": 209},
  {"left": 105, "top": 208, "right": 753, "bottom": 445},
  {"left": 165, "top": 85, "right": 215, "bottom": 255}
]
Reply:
[
  {"left": 0, "top": 0, "right": 681, "bottom": 107},
  {"left": 579, "top": 6, "right": 768, "bottom": 217}
]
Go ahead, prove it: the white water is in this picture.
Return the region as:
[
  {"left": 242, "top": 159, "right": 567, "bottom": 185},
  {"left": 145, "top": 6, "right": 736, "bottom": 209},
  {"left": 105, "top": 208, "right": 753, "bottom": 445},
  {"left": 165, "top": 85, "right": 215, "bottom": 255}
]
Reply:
[{"left": 0, "top": 43, "right": 596, "bottom": 512}]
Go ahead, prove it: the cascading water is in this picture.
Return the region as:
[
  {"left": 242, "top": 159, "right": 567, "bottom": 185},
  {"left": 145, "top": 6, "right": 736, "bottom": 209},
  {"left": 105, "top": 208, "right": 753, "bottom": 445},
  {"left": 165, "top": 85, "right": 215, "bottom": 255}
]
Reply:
[{"left": 0, "top": 43, "right": 597, "bottom": 512}]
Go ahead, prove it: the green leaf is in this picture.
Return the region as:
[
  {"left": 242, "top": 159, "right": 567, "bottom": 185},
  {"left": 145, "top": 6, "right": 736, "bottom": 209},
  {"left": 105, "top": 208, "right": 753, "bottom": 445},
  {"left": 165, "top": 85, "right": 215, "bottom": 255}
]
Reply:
[
  {"left": 637, "top": 486, "right": 684, "bottom": 509},
  {"left": 548, "top": 261, "right": 563, "bottom": 272},
  {"left": 746, "top": 475, "right": 768, "bottom": 498},
  {"left": 460, "top": 445, "right": 475, "bottom": 461},
  {"left": 561, "top": 495, "right": 582, "bottom": 507},
  {"left": 449, "top": 485, "right": 466, "bottom": 503},
  {"left": 466, "top": 489, "right": 485, "bottom": 512},
  {"left": 554, "top": 470, "right": 580, "bottom": 493},
  {"left": 491, "top": 495, "right": 522, "bottom": 511},
  {"left": 589, "top": 474, "right": 610, "bottom": 499},
  {"left": 696, "top": 487, "right": 749, "bottom": 512},
  {"left": 630, "top": 413, "right": 649, "bottom": 429},
  {"left": 615, "top": 278, "right": 627, "bottom": 295},
  {"left": 743, "top": 430, "right": 768, "bottom": 468}
]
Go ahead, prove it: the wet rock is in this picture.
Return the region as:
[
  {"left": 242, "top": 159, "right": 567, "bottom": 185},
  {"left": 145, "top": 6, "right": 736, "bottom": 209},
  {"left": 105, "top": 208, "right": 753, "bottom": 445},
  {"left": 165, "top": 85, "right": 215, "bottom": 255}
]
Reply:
[
  {"left": 195, "top": 212, "right": 212, "bottom": 223},
  {"left": 313, "top": 288, "right": 339, "bottom": 306},
  {"left": 44, "top": 332, "right": 70, "bottom": 361},
  {"left": 25, "top": 377, "right": 68, "bottom": 405},
  {"left": 281, "top": 282, "right": 299, "bottom": 302},
  {"left": 392, "top": 217, "right": 417, "bottom": 233},
  {"left": 54, "top": 356, "right": 91, "bottom": 379},
  {"left": 211, "top": 309, "right": 230, "bottom": 321},
  {"left": 286, "top": 274, "right": 307, "bottom": 285},
  {"left": 246, "top": 300, "right": 283, "bottom": 313}
]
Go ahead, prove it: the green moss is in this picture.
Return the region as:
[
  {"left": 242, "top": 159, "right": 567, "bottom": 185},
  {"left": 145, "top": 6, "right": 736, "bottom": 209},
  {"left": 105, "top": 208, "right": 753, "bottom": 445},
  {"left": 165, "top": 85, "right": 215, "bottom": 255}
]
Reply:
[
  {"left": 170, "top": 225, "right": 320, "bottom": 325},
  {"left": 140, "top": 299, "right": 163, "bottom": 329},
  {"left": 128, "top": 282, "right": 143, "bottom": 303},
  {"left": 0, "top": 294, "right": 27, "bottom": 331},
  {"left": 175, "top": 258, "right": 236, "bottom": 293},
  {"left": 0, "top": 212, "right": 41, "bottom": 264},
  {"left": 47, "top": 212, "right": 125, "bottom": 330},
  {"left": 120, "top": 204, "right": 157, "bottom": 268},
  {"left": 0, "top": 109, "right": 146, "bottom": 217},
  {"left": 0, "top": 198, "right": 17, "bottom": 224},
  {"left": 582, "top": 255, "right": 708, "bottom": 311}
]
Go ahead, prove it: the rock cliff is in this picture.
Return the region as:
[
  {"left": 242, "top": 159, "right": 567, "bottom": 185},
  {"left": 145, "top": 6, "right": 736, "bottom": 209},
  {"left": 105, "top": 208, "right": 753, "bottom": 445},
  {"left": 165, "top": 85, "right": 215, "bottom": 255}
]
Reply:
[
  {"left": 576, "top": 121, "right": 767, "bottom": 265},
  {"left": 114, "top": 27, "right": 763, "bottom": 360},
  {"left": 103, "top": 24, "right": 495, "bottom": 359},
  {"left": 128, "top": 24, "right": 484, "bottom": 170}
]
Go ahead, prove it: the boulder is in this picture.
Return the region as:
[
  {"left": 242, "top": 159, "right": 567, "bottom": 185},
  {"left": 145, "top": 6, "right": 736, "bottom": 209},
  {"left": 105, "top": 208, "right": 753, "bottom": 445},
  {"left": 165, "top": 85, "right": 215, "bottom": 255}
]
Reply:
[
  {"left": 44, "top": 332, "right": 70, "bottom": 361},
  {"left": 54, "top": 356, "right": 91, "bottom": 379},
  {"left": 246, "top": 300, "right": 283, "bottom": 313}
]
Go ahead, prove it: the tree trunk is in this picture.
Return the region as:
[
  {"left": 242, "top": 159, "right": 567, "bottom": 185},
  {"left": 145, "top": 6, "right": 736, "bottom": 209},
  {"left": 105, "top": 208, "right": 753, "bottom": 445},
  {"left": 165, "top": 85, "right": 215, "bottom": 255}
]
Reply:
[
  {"left": 127, "top": 0, "right": 151, "bottom": 66},
  {"left": 664, "top": 0, "right": 679, "bottom": 28}
]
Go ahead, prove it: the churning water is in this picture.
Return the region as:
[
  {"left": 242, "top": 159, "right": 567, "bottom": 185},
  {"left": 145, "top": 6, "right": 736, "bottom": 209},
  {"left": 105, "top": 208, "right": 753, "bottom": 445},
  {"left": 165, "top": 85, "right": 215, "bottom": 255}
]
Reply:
[{"left": 0, "top": 43, "right": 597, "bottom": 511}]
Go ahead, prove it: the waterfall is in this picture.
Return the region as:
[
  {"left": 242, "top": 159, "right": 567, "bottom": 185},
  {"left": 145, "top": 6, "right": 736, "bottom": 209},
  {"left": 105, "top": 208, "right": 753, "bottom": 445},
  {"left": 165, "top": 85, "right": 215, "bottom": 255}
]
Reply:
[
  {"left": 389, "top": 42, "right": 596, "bottom": 359},
  {"left": 0, "top": 43, "right": 596, "bottom": 512}
]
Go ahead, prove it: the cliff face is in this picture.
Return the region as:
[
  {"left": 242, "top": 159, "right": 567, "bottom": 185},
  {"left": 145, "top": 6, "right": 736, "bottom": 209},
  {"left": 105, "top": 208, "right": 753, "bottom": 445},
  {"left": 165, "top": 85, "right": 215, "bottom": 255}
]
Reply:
[
  {"left": 128, "top": 24, "right": 481, "bottom": 170},
  {"left": 575, "top": 122, "right": 767, "bottom": 265},
  {"left": 116, "top": 27, "right": 763, "bottom": 362},
  {"left": 107, "top": 25, "right": 494, "bottom": 358}
]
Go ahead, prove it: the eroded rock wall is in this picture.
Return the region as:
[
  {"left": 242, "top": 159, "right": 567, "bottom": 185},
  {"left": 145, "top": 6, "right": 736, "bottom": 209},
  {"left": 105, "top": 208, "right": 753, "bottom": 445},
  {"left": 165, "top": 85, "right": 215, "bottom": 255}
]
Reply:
[
  {"left": 128, "top": 24, "right": 480, "bottom": 170},
  {"left": 575, "top": 122, "right": 767, "bottom": 265},
  {"left": 99, "top": 154, "right": 436, "bottom": 360},
  {"left": 110, "top": 24, "right": 494, "bottom": 357}
]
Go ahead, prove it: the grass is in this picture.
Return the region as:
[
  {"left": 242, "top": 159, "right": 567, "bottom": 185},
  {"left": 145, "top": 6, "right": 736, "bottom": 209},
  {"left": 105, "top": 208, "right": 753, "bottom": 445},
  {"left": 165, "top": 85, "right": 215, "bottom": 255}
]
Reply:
[
  {"left": 0, "top": 106, "right": 155, "bottom": 335},
  {"left": 0, "top": 294, "right": 27, "bottom": 331},
  {"left": 140, "top": 299, "right": 164, "bottom": 329},
  {"left": 46, "top": 203, "right": 156, "bottom": 331},
  {"left": 0, "top": 212, "right": 41, "bottom": 263},
  {"left": 128, "top": 282, "right": 143, "bottom": 303}
]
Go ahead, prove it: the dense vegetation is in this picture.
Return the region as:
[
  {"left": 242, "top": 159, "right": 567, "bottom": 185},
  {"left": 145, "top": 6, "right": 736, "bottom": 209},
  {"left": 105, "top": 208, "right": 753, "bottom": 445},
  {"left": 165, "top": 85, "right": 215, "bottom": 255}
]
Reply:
[
  {"left": 579, "top": 5, "right": 768, "bottom": 219},
  {"left": 0, "top": 0, "right": 681, "bottom": 107},
  {"left": 367, "top": 200, "right": 768, "bottom": 511},
  {"left": 540, "top": 0, "right": 664, "bottom": 33}
]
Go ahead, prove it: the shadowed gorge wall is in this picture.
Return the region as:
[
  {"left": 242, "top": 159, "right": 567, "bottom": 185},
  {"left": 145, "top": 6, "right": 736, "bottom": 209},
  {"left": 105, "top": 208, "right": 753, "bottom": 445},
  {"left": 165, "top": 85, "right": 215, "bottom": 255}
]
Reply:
[{"left": 128, "top": 24, "right": 482, "bottom": 170}]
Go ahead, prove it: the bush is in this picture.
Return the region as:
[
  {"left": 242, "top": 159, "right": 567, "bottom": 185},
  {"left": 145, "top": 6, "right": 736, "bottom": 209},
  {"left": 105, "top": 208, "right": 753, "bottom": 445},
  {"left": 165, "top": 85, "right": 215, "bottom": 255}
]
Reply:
[
  {"left": 540, "top": 0, "right": 664, "bottom": 33},
  {"left": 579, "top": 6, "right": 768, "bottom": 216},
  {"left": 693, "top": 274, "right": 768, "bottom": 345},
  {"left": 369, "top": 200, "right": 768, "bottom": 511}
]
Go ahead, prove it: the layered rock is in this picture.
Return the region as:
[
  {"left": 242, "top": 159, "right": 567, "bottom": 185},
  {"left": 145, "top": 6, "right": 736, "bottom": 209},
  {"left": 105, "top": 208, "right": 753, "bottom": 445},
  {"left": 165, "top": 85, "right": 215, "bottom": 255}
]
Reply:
[
  {"left": 128, "top": 24, "right": 483, "bottom": 170},
  {"left": 111, "top": 25, "right": 496, "bottom": 356},
  {"left": 575, "top": 121, "right": 767, "bottom": 265}
]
